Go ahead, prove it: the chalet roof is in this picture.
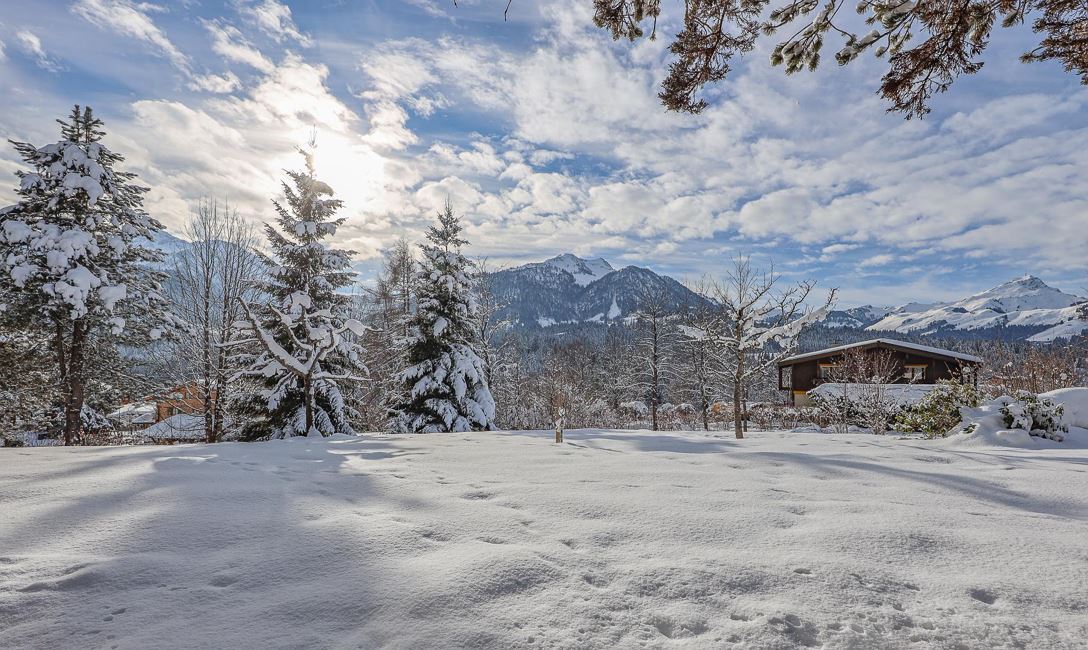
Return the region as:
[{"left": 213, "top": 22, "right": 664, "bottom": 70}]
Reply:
[
  {"left": 106, "top": 402, "right": 157, "bottom": 424},
  {"left": 777, "top": 338, "right": 984, "bottom": 367}
]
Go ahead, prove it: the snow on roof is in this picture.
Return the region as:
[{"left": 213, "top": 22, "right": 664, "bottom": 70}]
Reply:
[
  {"left": 809, "top": 382, "right": 937, "bottom": 407},
  {"left": 141, "top": 414, "right": 205, "bottom": 440},
  {"left": 779, "top": 338, "right": 983, "bottom": 365},
  {"left": 106, "top": 402, "right": 157, "bottom": 424}
]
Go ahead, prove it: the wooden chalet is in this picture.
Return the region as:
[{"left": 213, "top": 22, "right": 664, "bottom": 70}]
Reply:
[{"left": 777, "top": 339, "right": 983, "bottom": 406}]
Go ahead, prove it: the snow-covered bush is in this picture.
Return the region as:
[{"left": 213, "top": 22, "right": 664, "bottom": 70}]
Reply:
[
  {"left": 619, "top": 400, "right": 649, "bottom": 426},
  {"left": 1040, "top": 387, "right": 1088, "bottom": 429},
  {"left": 896, "top": 380, "right": 982, "bottom": 438},
  {"left": 999, "top": 392, "right": 1067, "bottom": 441},
  {"left": 748, "top": 403, "right": 823, "bottom": 431},
  {"left": 810, "top": 393, "right": 854, "bottom": 433}
]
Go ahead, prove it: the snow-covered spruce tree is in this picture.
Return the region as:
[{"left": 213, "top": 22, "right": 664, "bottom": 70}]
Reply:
[
  {"left": 227, "top": 149, "right": 367, "bottom": 440},
  {"left": 0, "top": 106, "right": 176, "bottom": 445},
  {"left": 390, "top": 200, "right": 495, "bottom": 433}
]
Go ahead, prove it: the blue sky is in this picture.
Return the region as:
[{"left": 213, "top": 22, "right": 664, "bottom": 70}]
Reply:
[{"left": 0, "top": 0, "right": 1086, "bottom": 306}]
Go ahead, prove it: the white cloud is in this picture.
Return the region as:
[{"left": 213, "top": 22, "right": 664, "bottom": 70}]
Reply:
[
  {"left": 203, "top": 20, "right": 275, "bottom": 73},
  {"left": 16, "top": 31, "right": 60, "bottom": 72},
  {"left": 7, "top": 0, "right": 1084, "bottom": 289},
  {"left": 857, "top": 253, "right": 895, "bottom": 269},
  {"left": 72, "top": 0, "right": 240, "bottom": 94},
  {"left": 72, "top": 0, "right": 189, "bottom": 71},
  {"left": 234, "top": 0, "right": 311, "bottom": 46},
  {"left": 103, "top": 53, "right": 422, "bottom": 262},
  {"left": 342, "top": 9, "right": 1088, "bottom": 276},
  {"left": 403, "top": 0, "right": 451, "bottom": 19},
  {"left": 188, "top": 71, "right": 241, "bottom": 93}
]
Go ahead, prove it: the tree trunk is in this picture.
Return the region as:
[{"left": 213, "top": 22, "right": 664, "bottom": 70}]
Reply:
[
  {"left": 733, "top": 352, "right": 745, "bottom": 440},
  {"left": 742, "top": 385, "right": 749, "bottom": 434},
  {"left": 701, "top": 388, "right": 709, "bottom": 431},
  {"left": 63, "top": 319, "right": 87, "bottom": 446},
  {"left": 202, "top": 332, "right": 214, "bottom": 443},
  {"left": 53, "top": 320, "right": 68, "bottom": 383},
  {"left": 202, "top": 274, "right": 214, "bottom": 443},
  {"left": 303, "top": 375, "right": 315, "bottom": 436},
  {"left": 651, "top": 320, "right": 659, "bottom": 431},
  {"left": 213, "top": 345, "right": 229, "bottom": 443}
]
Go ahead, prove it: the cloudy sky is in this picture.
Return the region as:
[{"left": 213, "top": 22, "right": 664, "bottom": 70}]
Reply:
[{"left": 1, "top": 0, "right": 1085, "bottom": 306}]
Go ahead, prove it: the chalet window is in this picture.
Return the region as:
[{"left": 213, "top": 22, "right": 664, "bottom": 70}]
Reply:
[
  {"left": 903, "top": 365, "right": 926, "bottom": 381},
  {"left": 818, "top": 364, "right": 836, "bottom": 380}
]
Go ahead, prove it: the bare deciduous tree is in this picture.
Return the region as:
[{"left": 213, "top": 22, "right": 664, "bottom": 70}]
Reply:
[
  {"left": 632, "top": 287, "right": 676, "bottom": 430},
  {"left": 697, "top": 256, "right": 835, "bottom": 439},
  {"left": 169, "top": 199, "right": 263, "bottom": 442}
]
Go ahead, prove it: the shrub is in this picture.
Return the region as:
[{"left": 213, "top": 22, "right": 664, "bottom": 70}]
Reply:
[
  {"left": 809, "top": 392, "right": 864, "bottom": 433},
  {"left": 896, "top": 380, "right": 982, "bottom": 438},
  {"left": 999, "top": 391, "right": 1067, "bottom": 441}
]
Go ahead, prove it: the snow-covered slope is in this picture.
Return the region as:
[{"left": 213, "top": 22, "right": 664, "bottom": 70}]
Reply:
[
  {"left": 542, "top": 253, "right": 614, "bottom": 286},
  {"left": 867, "top": 276, "right": 1088, "bottom": 341},
  {"left": 822, "top": 305, "right": 889, "bottom": 329},
  {"left": 3, "top": 431, "right": 1086, "bottom": 648}
]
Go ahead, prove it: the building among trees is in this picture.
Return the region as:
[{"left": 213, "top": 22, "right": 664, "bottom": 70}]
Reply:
[{"left": 777, "top": 339, "right": 984, "bottom": 406}]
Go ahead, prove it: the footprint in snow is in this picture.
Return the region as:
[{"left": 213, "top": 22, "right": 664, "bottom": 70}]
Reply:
[
  {"left": 210, "top": 574, "right": 239, "bottom": 587},
  {"left": 969, "top": 588, "right": 998, "bottom": 605},
  {"left": 418, "top": 529, "right": 452, "bottom": 542},
  {"left": 793, "top": 568, "right": 813, "bottom": 575}
]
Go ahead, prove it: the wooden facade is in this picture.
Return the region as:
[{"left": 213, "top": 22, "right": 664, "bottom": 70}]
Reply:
[
  {"left": 777, "top": 339, "right": 983, "bottom": 406},
  {"left": 155, "top": 383, "right": 209, "bottom": 422}
]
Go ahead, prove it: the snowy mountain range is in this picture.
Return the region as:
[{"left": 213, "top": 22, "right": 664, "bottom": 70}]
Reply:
[
  {"left": 864, "top": 276, "right": 1088, "bottom": 342},
  {"left": 148, "top": 232, "right": 1086, "bottom": 342},
  {"left": 489, "top": 254, "right": 706, "bottom": 328},
  {"left": 493, "top": 257, "right": 1087, "bottom": 341}
]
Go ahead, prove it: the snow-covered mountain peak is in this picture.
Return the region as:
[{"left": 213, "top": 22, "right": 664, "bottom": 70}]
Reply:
[
  {"left": 543, "top": 253, "right": 615, "bottom": 287},
  {"left": 959, "top": 275, "right": 1081, "bottom": 312},
  {"left": 490, "top": 255, "right": 707, "bottom": 328},
  {"left": 868, "top": 276, "right": 1087, "bottom": 341}
]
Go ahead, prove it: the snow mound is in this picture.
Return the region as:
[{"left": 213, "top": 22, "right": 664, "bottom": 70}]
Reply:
[
  {"left": 1042, "top": 387, "right": 1088, "bottom": 429},
  {"left": 142, "top": 414, "right": 205, "bottom": 441},
  {"left": 940, "top": 389, "right": 1088, "bottom": 450}
]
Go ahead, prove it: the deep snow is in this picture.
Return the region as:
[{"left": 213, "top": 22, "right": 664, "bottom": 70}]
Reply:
[{"left": 2, "top": 430, "right": 1087, "bottom": 649}]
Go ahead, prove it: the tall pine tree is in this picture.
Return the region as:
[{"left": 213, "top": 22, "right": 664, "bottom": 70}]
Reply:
[
  {"left": 0, "top": 106, "right": 176, "bottom": 444},
  {"left": 391, "top": 201, "right": 495, "bottom": 433},
  {"left": 228, "top": 148, "right": 367, "bottom": 439}
]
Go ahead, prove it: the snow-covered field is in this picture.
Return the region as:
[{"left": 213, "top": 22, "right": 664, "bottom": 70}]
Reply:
[{"left": 2, "top": 430, "right": 1087, "bottom": 649}]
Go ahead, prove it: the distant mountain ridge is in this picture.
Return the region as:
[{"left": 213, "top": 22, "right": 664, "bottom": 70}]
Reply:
[
  {"left": 490, "top": 254, "right": 706, "bottom": 328},
  {"left": 149, "top": 232, "right": 1087, "bottom": 342},
  {"left": 865, "top": 276, "right": 1088, "bottom": 342}
]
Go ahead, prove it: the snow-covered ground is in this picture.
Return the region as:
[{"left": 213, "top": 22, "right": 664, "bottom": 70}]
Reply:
[{"left": 2, "top": 430, "right": 1087, "bottom": 649}]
